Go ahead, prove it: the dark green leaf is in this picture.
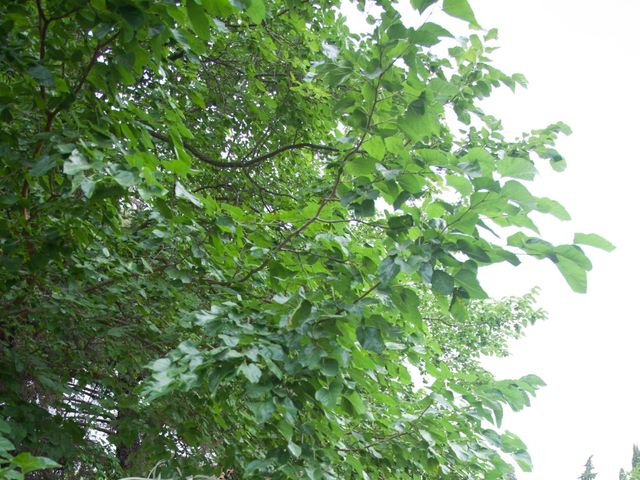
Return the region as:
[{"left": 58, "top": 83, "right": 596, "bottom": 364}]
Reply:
[
  {"left": 431, "top": 270, "right": 454, "bottom": 295},
  {"left": 187, "top": 0, "right": 211, "bottom": 40},
  {"left": 379, "top": 256, "right": 400, "bottom": 285},
  {"left": 356, "top": 326, "right": 385, "bottom": 353}
]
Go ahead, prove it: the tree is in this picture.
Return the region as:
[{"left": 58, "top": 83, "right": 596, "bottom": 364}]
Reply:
[
  {"left": 580, "top": 455, "right": 598, "bottom": 480},
  {"left": 619, "top": 445, "right": 640, "bottom": 480},
  {"left": 0, "top": 0, "right": 612, "bottom": 478}
]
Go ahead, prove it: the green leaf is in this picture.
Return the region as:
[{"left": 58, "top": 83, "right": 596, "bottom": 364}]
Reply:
[
  {"left": 431, "top": 270, "right": 454, "bottom": 295},
  {"left": 277, "top": 420, "right": 293, "bottom": 441},
  {"left": 114, "top": 170, "right": 137, "bottom": 188},
  {"left": 574, "top": 233, "right": 615, "bottom": 252},
  {"left": 378, "top": 256, "right": 400, "bottom": 285},
  {"left": 356, "top": 326, "right": 385, "bottom": 353},
  {"left": 388, "top": 214, "right": 413, "bottom": 232},
  {"left": 287, "top": 441, "right": 301, "bottom": 458},
  {"left": 520, "top": 374, "right": 546, "bottom": 389},
  {"left": 556, "top": 244, "right": 592, "bottom": 271},
  {"left": 410, "top": 0, "right": 437, "bottom": 13},
  {"left": 0, "top": 436, "right": 15, "bottom": 451},
  {"left": 411, "top": 22, "right": 452, "bottom": 46},
  {"left": 187, "top": 0, "right": 210, "bottom": 40},
  {"left": 315, "top": 380, "right": 342, "bottom": 409},
  {"left": 319, "top": 358, "right": 339, "bottom": 377},
  {"left": 362, "top": 136, "right": 386, "bottom": 160},
  {"left": 202, "top": 0, "right": 236, "bottom": 17},
  {"left": 63, "top": 150, "right": 91, "bottom": 175},
  {"left": 555, "top": 257, "right": 587, "bottom": 293},
  {"left": 11, "top": 453, "right": 60, "bottom": 474},
  {"left": 248, "top": 400, "right": 275, "bottom": 423},
  {"left": 290, "top": 299, "right": 312, "bottom": 327},
  {"left": 446, "top": 174, "right": 473, "bottom": 196},
  {"left": 513, "top": 450, "right": 533, "bottom": 472},
  {"left": 175, "top": 181, "right": 203, "bottom": 207},
  {"left": 347, "top": 392, "right": 366, "bottom": 415},
  {"left": 30, "top": 155, "right": 57, "bottom": 176},
  {"left": 239, "top": 363, "right": 262, "bottom": 383},
  {"left": 28, "top": 65, "right": 54, "bottom": 87},
  {"left": 353, "top": 199, "right": 376, "bottom": 217},
  {"left": 246, "top": 0, "right": 266, "bottom": 24},
  {"left": 497, "top": 156, "right": 537, "bottom": 180},
  {"left": 443, "top": 0, "right": 478, "bottom": 25},
  {"left": 398, "top": 110, "right": 438, "bottom": 143},
  {"left": 536, "top": 197, "right": 570, "bottom": 220},
  {"left": 455, "top": 269, "right": 488, "bottom": 299},
  {"left": 550, "top": 155, "right": 567, "bottom": 172}
]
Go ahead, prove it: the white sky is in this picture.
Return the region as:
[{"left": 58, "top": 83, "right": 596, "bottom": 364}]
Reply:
[
  {"left": 345, "top": 0, "right": 640, "bottom": 477},
  {"left": 473, "top": 1, "right": 640, "bottom": 478}
]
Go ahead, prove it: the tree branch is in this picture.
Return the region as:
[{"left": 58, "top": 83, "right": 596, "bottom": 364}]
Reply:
[{"left": 148, "top": 131, "right": 339, "bottom": 169}]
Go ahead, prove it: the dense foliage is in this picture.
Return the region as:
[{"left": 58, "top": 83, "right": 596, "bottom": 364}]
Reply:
[{"left": 0, "top": 0, "right": 612, "bottom": 478}]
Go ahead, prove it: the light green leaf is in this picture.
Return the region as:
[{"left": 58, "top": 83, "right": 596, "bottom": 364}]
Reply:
[
  {"left": 287, "top": 441, "right": 301, "bottom": 458},
  {"left": 114, "top": 170, "right": 137, "bottom": 187},
  {"left": 175, "top": 182, "right": 203, "bottom": 207},
  {"left": 574, "top": 233, "right": 615, "bottom": 252},
  {"left": 347, "top": 392, "right": 366, "bottom": 415},
  {"left": 443, "top": 0, "right": 478, "bottom": 25},
  {"left": 446, "top": 174, "right": 473, "bottom": 196},
  {"left": 362, "top": 136, "right": 386, "bottom": 160},
  {"left": 63, "top": 149, "right": 91, "bottom": 175},
  {"left": 555, "top": 257, "right": 587, "bottom": 293},
  {"left": 410, "top": 0, "right": 437, "bottom": 14},
  {"left": 239, "top": 363, "right": 262, "bottom": 383},
  {"left": 411, "top": 22, "right": 452, "bottom": 46},
  {"left": 497, "top": 156, "right": 537, "bottom": 180},
  {"left": 536, "top": 197, "right": 570, "bottom": 220},
  {"left": 513, "top": 450, "right": 533, "bottom": 472},
  {"left": 246, "top": 0, "right": 266, "bottom": 24},
  {"left": 455, "top": 269, "right": 488, "bottom": 299}
]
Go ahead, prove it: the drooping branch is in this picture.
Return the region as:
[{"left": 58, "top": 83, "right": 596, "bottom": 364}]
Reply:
[{"left": 148, "top": 130, "right": 339, "bottom": 169}]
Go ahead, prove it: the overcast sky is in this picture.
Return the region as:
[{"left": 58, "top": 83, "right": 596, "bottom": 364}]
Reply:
[
  {"left": 345, "top": 0, "right": 640, "bottom": 477},
  {"left": 473, "top": 1, "right": 640, "bottom": 478}
]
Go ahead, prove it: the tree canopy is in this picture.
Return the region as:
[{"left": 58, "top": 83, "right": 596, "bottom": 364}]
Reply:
[{"left": 0, "top": 0, "right": 612, "bottom": 478}]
